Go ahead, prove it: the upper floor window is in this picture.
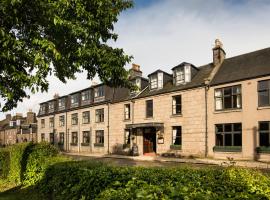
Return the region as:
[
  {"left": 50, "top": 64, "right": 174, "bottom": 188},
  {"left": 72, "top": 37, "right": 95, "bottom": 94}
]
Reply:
[
  {"left": 215, "top": 123, "right": 242, "bottom": 147},
  {"left": 41, "top": 119, "right": 45, "bottom": 128},
  {"left": 59, "top": 115, "right": 65, "bottom": 127},
  {"left": 215, "top": 85, "right": 241, "bottom": 111},
  {"left": 82, "top": 111, "right": 90, "bottom": 124},
  {"left": 49, "top": 117, "right": 54, "bottom": 128},
  {"left": 258, "top": 80, "right": 270, "bottom": 107},
  {"left": 172, "top": 95, "right": 181, "bottom": 115},
  {"left": 259, "top": 121, "right": 270, "bottom": 147},
  {"left": 94, "top": 86, "right": 104, "bottom": 98},
  {"left": 95, "top": 108, "right": 104, "bottom": 123},
  {"left": 71, "top": 94, "right": 79, "bottom": 107},
  {"left": 146, "top": 100, "right": 153, "bottom": 118},
  {"left": 124, "top": 104, "right": 131, "bottom": 120},
  {"left": 58, "top": 98, "right": 66, "bottom": 110},
  {"left": 81, "top": 90, "right": 91, "bottom": 105},
  {"left": 71, "top": 113, "right": 78, "bottom": 125}
]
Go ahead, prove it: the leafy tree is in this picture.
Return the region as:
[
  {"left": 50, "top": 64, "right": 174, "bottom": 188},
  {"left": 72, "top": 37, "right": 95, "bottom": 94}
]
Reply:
[{"left": 0, "top": 0, "right": 133, "bottom": 111}]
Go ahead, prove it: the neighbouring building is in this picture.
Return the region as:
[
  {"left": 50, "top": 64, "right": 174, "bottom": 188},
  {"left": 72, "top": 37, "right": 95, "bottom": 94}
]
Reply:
[
  {"left": 0, "top": 111, "right": 38, "bottom": 146},
  {"left": 37, "top": 40, "right": 270, "bottom": 161}
]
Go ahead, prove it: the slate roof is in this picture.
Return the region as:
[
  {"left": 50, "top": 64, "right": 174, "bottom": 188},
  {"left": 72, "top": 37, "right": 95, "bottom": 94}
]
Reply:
[{"left": 210, "top": 47, "right": 270, "bottom": 86}]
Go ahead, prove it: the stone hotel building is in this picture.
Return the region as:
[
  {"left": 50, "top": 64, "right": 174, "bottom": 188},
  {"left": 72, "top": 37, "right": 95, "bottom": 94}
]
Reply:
[{"left": 37, "top": 40, "right": 270, "bottom": 161}]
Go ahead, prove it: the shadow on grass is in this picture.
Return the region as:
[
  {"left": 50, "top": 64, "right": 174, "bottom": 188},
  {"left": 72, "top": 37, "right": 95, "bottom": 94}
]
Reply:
[{"left": 0, "top": 185, "right": 42, "bottom": 200}]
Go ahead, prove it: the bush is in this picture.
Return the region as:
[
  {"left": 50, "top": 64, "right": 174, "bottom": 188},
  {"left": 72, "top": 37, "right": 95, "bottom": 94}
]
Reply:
[
  {"left": 0, "top": 148, "right": 10, "bottom": 178},
  {"left": 23, "top": 142, "right": 64, "bottom": 186},
  {"left": 8, "top": 142, "right": 32, "bottom": 183},
  {"left": 38, "top": 161, "right": 270, "bottom": 200}
]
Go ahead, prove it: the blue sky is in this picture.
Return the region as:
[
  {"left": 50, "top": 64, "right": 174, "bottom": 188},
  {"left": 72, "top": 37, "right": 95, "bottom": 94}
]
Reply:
[{"left": 1, "top": 0, "right": 270, "bottom": 119}]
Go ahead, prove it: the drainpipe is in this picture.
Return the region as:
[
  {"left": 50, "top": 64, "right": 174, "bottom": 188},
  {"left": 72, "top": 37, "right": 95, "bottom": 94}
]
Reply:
[
  {"left": 107, "top": 102, "right": 110, "bottom": 154},
  {"left": 204, "top": 86, "right": 209, "bottom": 158},
  {"left": 78, "top": 115, "right": 80, "bottom": 153},
  {"left": 65, "top": 111, "right": 68, "bottom": 151}
]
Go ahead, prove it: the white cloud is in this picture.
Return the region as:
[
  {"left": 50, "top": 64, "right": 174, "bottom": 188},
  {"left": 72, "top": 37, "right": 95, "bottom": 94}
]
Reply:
[{"left": 1, "top": 0, "right": 270, "bottom": 119}]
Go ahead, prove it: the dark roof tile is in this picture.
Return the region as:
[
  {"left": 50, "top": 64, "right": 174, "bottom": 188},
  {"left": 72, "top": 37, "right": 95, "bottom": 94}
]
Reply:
[{"left": 211, "top": 47, "right": 270, "bottom": 86}]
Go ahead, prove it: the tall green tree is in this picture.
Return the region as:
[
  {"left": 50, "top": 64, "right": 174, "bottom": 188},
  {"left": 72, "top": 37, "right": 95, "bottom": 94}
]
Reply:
[{"left": 0, "top": 0, "right": 133, "bottom": 111}]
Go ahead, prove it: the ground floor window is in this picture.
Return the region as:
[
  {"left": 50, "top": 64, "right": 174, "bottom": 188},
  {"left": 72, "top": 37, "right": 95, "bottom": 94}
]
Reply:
[
  {"left": 95, "top": 130, "right": 104, "bottom": 146},
  {"left": 259, "top": 121, "right": 270, "bottom": 147},
  {"left": 41, "top": 133, "right": 45, "bottom": 142},
  {"left": 172, "top": 126, "right": 182, "bottom": 146},
  {"left": 215, "top": 123, "right": 242, "bottom": 146},
  {"left": 71, "top": 132, "right": 78, "bottom": 145},
  {"left": 59, "top": 132, "right": 64, "bottom": 144},
  {"left": 124, "top": 129, "right": 131, "bottom": 145},
  {"left": 82, "top": 131, "right": 90, "bottom": 144},
  {"left": 49, "top": 133, "right": 54, "bottom": 144}
]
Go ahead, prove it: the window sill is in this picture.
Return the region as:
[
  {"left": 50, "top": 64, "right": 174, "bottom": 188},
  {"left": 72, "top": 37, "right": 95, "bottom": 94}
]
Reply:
[
  {"left": 123, "top": 119, "right": 131, "bottom": 122},
  {"left": 95, "top": 121, "right": 105, "bottom": 124},
  {"left": 214, "top": 109, "right": 242, "bottom": 114},
  {"left": 256, "top": 147, "right": 270, "bottom": 154},
  {"left": 82, "top": 122, "right": 90, "bottom": 125},
  {"left": 81, "top": 143, "right": 90, "bottom": 146},
  {"left": 213, "top": 146, "right": 242, "bottom": 152},
  {"left": 170, "top": 145, "right": 182, "bottom": 150},
  {"left": 144, "top": 117, "right": 154, "bottom": 120},
  {"left": 70, "top": 143, "right": 78, "bottom": 146},
  {"left": 170, "top": 114, "right": 182, "bottom": 118},
  {"left": 257, "top": 106, "right": 270, "bottom": 110},
  {"left": 94, "top": 143, "right": 104, "bottom": 147}
]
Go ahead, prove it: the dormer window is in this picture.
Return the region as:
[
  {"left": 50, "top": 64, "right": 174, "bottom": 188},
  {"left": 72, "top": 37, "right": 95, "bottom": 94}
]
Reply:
[
  {"left": 150, "top": 74, "right": 158, "bottom": 89},
  {"left": 149, "top": 72, "right": 163, "bottom": 90},
  {"left": 174, "top": 68, "right": 185, "bottom": 85},
  {"left": 94, "top": 86, "right": 105, "bottom": 102},
  {"left": 71, "top": 94, "right": 79, "bottom": 108},
  {"left": 94, "top": 86, "right": 104, "bottom": 98},
  {"left": 48, "top": 101, "right": 54, "bottom": 113},
  {"left": 173, "top": 63, "right": 193, "bottom": 85},
  {"left": 81, "top": 90, "right": 91, "bottom": 105},
  {"left": 39, "top": 104, "right": 46, "bottom": 115},
  {"left": 58, "top": 98, "right": 66, "bottom": 110}
]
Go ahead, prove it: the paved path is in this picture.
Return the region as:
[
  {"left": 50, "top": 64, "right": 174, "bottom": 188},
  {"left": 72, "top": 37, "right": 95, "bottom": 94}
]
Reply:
[{"left": 62, "top": 152, "right": 270, "bottom": 170}]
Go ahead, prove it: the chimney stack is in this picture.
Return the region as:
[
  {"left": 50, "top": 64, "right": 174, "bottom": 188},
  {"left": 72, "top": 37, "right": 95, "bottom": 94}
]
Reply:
[
  {"left": 6, "top": 114, "right": 11, "bottom": 121},
  {"left": 53, "top": 93, "right": 59, "bottom": 99},
  {"left": 212, "top": 39, "right": 226, "bottom": 66},
  {"left": 26, "top": 110, "right": 36, "bottom": 124},
  {"left": 129, "top": 63, "right": 142, "bottom": 78}
]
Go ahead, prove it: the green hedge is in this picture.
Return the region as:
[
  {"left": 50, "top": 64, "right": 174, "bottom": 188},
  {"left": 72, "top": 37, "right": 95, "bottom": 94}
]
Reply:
[
  {"left": 0, "top": 148, "right": 10, "bottom": 178},
  {"left": 0, "top": 142, "right": 68, "bottom": 186},
  {"left": 38, "top": 161, "right": 270, "bottom": 200}
]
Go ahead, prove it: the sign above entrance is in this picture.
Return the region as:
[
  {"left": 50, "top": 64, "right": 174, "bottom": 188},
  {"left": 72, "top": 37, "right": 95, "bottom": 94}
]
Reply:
[{"left": 126, "top": 122, "right": 164, "bottom": 129}]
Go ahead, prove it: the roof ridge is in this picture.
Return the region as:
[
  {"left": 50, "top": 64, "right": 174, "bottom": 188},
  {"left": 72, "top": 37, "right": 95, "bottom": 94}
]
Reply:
[{"left": 224, "top": 47, "right": 270, "bottom": 62}]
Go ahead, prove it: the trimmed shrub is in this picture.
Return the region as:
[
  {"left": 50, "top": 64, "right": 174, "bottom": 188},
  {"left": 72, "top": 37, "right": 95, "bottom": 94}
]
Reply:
[
  {"left": 8, "top": 142, "right": 33, "bottom": 183},
  {"left": 23, "top": 142, "right": 62, "bottom": 186},
  {"left": 38, "top": 161, "right": 270, "bottom": 200},
  {"left": 0, "top": 148, "right": 10, "bottom": 178}
]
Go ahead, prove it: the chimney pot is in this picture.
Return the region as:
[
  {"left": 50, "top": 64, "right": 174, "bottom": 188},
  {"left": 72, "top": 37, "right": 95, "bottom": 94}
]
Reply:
[
  {"left": 132, "top": 63, "right": 141, "bottom": 72},
  {"left": 129, "top": 63, "right": 142, "bottom": 78}
]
